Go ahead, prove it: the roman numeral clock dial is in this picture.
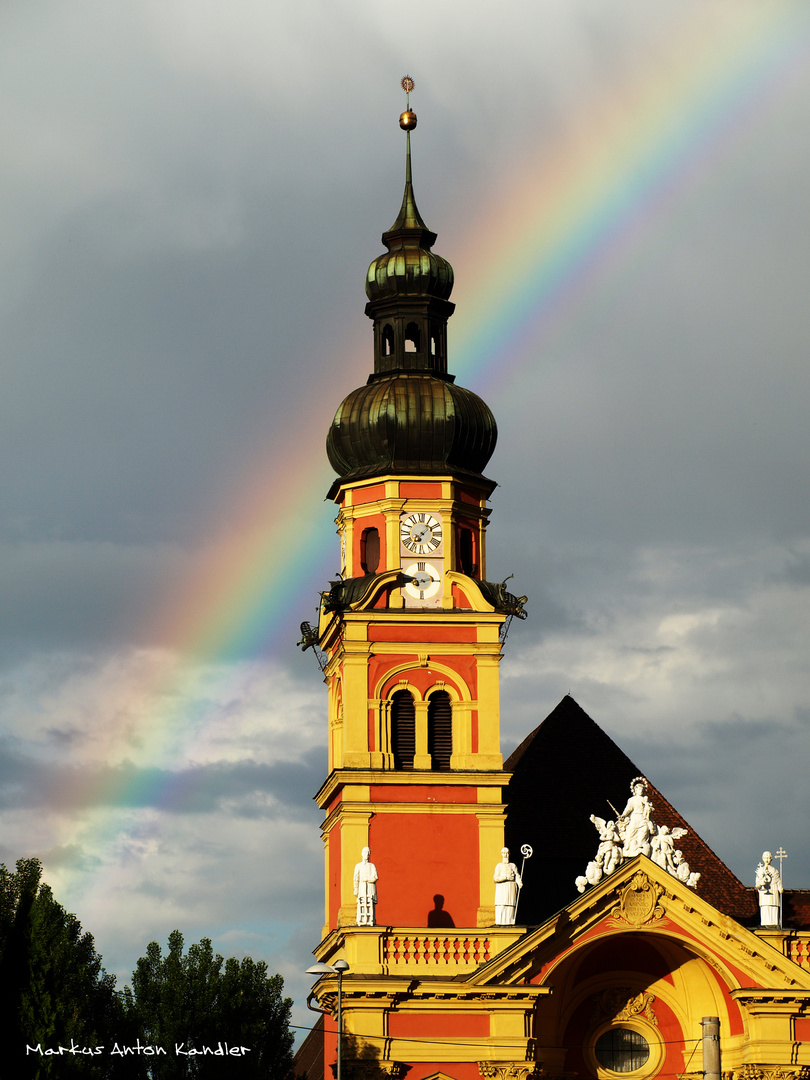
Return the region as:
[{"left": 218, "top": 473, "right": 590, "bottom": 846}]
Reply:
[
  {"left": 400, "top": 512, "right": 443, "bottom": 607},
  {"left": 400, "top": 512, "right": 442, "bottom": 554}
]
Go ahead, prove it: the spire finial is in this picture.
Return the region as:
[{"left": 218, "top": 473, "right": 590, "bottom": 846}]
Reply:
[
  {"left": 399, "top": 76, "right": 417, "bottom": 131},
  {"left": 399, "top": 76, "right": 416, "bottom": 186}
]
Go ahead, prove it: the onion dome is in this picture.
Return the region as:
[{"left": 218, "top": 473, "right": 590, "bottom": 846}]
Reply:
[
  {"left": 326, "top": 372, "right": 497, "bottom": 483},
  {"left": 326, "top": 85, "right": 497, "bottom": 495},
  {"left": 365, "top": 168, "right": 454, "bottom": 304}
]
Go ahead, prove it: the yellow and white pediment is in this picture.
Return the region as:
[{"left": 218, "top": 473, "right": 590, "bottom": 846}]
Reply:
[{"left": 467, "top": 855, "right": 810, "bottom": 995}]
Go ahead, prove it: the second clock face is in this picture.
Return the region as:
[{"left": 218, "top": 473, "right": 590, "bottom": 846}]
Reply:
[
  {"left": 400, "top": 512, "right": 442, "bottom": 554},
  {"left": 402, "top": 561, "right": 442, "bottom": 601}
]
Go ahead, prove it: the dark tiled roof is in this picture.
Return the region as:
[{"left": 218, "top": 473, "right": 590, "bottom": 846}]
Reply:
[
  {"left": 504, "top": 695, "right": 758, "bottom": 926},
  {"left": 783, "top": 889, "right": 810, "bottom": 927},
  {"left": 292, "top": 1015, "right": 324, "bottom": 1080}
]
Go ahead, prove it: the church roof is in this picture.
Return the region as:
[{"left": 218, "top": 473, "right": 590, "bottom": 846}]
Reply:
[
  {"left": 291, "top": 1014, "right": 324, "bottom": 1080},
  {"left": 504, "top": 695, "right": 758, "bottom": 926}
]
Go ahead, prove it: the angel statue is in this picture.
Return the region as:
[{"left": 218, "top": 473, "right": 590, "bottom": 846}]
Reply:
[
  {"left": 651, "top": 824, "right": 688, "bottom": 874},
  {"left": 590, "top": 814, "right": 622, "bottom": 876},
  {"left": 673, "top": 850, "right": 700, "bottom": 889}
]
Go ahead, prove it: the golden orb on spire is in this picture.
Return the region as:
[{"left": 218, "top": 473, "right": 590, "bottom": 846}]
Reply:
[{"left": 399, "top": 73, "right": 417, "bottom": 130}]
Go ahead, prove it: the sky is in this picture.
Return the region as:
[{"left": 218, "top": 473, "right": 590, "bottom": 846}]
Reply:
[{"left": 2, "top": 0, "right": 810, "bottom": 1043}]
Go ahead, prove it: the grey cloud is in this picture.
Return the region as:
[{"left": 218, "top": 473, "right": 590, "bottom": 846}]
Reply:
[
  {"left": 0, "top": 747, "right": 325, "bottom": 818},
  {"left": 780, "top": 553, "right": 810, "bottom": 586}
]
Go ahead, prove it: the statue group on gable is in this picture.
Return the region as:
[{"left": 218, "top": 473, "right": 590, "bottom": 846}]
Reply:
[
  {"left": 349, "top": 825, "right": 786, "bottom": 931},
  {"left": 576, "top": 777, "right": 700, "bottom": 893}
]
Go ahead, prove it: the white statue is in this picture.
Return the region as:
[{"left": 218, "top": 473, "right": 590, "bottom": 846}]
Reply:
[
  {"left": 651, "top": 824, "right": 687, "bottom": 873},
  {"left": 353, "top": 846, "right": 378, "bottom": 925},
  {"left": 651, "top": 824, "right": 675, "bottom": 871},
  {"left": 756, "top": 851, "right": 782, "bottom": 927},
  {"left": 672, "top": 849, "right": 700, "bottom": 888},
  {"left": 590, "top": 815, "right": 622, "bottom": 875},
  {"left": 493, "top": 847, "right": 522, "bottom": 925},
  {"left": 619, "top": 778, "right": 655, "bottom": 858}
]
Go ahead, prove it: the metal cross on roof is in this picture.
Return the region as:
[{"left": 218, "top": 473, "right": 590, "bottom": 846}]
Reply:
[{"left": 775, "top": 846, "right": 788, "bottom": 879}]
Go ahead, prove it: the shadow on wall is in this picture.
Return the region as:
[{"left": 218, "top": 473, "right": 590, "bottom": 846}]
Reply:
[
  {"left": 427, "top": 894, "right": 455, "bottom": 928},
  {"left": 339, "top": 1034, "right": 412, "bottom": 1080}
]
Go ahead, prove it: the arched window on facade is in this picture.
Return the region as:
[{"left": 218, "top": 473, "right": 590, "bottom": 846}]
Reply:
[
  {"left": 459, "top": 527, "right": 476, "bottom": 576},
  {"left": 391, "top": 690, "right": 415, "bottom": 769},
  {"left": 427, "top": 690, "right": 452, "bottom": 770},
  {"left": 404, "top": 322, "right": 421, "bottom": 353},
  {"left": 382, "top": 324, "right": 394, "bottom": 357},
  {"left": 360, "top": 527, "right": 380, "bottom": 574}
]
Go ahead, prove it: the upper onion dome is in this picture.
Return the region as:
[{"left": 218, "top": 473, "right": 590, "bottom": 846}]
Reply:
[{"left": 365, "top": 180, "right": 454, "bottom": 303}]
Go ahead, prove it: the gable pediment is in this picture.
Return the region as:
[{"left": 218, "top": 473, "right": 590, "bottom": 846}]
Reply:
[{"left": 466, "top": 856, "right": 810, "bottom": 995}]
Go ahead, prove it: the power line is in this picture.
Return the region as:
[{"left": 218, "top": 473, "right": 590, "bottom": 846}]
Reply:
[{"left": 291, "top": 1021, "right": 702, "bottom": 1055}]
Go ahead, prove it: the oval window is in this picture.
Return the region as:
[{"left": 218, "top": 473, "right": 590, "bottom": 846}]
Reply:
[{"left": 594, "top": 1028, "right": 650, "bottom": 1073}]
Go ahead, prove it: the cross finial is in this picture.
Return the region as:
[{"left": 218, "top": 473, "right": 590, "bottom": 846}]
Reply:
[{"left": 776, "top": 847, "right": 788, "bottom": 877}]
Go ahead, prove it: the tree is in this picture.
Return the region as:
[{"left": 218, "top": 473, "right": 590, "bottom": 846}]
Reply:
[
  {"left": 122, "top": 930, "right": 294, "bottom": 1079},
  {"left": 0, "top": 857, "right": 122, "bottom": 1079}
]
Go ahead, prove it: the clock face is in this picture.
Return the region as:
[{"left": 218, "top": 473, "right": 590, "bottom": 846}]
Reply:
[
  {"left": 400, "top": 513, "right": 442, "bottom": 555},
  {"left": 402, "top": 560, "right": 442, "bottom": 601}
]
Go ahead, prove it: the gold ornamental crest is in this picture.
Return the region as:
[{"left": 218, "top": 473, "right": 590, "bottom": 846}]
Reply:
[{"left": 612, "top": 871, "right": 665, "bottom": 926}]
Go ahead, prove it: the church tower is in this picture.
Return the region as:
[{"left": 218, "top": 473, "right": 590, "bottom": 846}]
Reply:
[
  {"left": 303, "top": 83, "right": 533, "bottom": 1080},
  {"left": 312, "top": 85, "right": 526, "bottom": 940}
]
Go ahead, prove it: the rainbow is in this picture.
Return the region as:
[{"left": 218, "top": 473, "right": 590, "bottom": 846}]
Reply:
[
  {"left": 52, "top": 0, "right": 810, "bottom": 923},
  {"left": 450, "top": 0, "right": 810, "bottom": 399}
]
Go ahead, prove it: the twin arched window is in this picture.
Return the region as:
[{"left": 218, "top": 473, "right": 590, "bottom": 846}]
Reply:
[
  {"left": 390, "top": 689, "right": 452, "bottom": 770},
  {"left": 427, "top": 691, "right": 452, "bottom": 770},
  {"left": 391, "top": 690, "right": 415, "bottom": 769}
]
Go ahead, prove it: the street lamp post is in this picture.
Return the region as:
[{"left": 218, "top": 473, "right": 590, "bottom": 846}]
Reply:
[{"left": 306, "top": 959, "right": 350, "bottom": 1080}]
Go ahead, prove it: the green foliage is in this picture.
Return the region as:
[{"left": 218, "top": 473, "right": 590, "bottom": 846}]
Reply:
[
  {"left": 123, "top": 930, "right": 294, "bottom": 1080},
  {"left": 0, "top": 857, "right": 122, "bottom": 1079},
  {"left": 0, "top": 861, "right": 295, "bottom": 1080}
]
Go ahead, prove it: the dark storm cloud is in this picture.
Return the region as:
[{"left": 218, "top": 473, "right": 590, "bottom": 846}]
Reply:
[
  {"left": 620, "top": 709, "right": 810, "bottom": 887},
  {"left": 0, "top": 742, "right": 324, "bottom": 818},
  {"left": 0, "top": 542, "right": 184, "bottom": 655}
]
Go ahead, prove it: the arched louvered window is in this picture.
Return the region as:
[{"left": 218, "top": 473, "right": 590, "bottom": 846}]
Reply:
[
  {"left": 427, "top": 690, "right": 452, "bottom": 770},
  {"left": 391, "top": 690, "right": 415, "bottom": 769}
]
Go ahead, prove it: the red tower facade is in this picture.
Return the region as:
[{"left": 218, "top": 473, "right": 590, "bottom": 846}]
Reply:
[{"left": 313, "top": 108, "right": 527, "bottom": 940}]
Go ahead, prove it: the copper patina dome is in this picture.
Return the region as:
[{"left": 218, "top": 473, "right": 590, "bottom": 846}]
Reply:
[{"left": 326, "top": 100, "right": 497, "bottom": 494}]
